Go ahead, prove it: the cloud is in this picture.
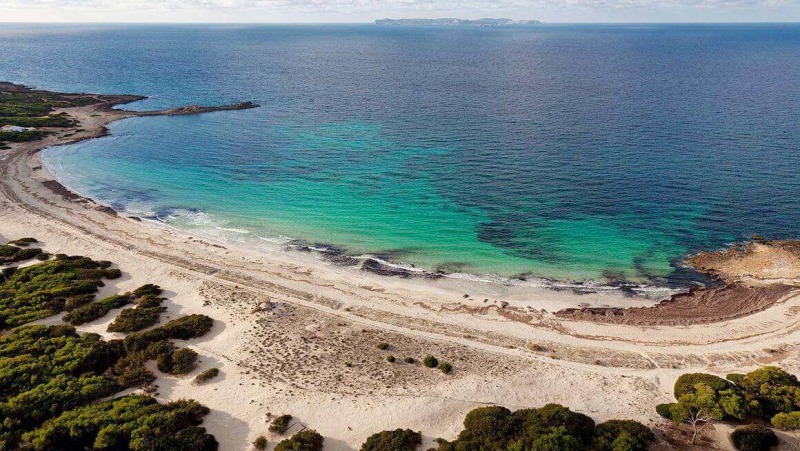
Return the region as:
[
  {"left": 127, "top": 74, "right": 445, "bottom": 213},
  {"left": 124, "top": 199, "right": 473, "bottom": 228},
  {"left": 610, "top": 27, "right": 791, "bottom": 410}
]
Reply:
[
  {"left": 7, "top": 0, "right": 798, "bottom": 10},
  {"left": 4, "top": 0, "right": 799, "bottom": 21}
]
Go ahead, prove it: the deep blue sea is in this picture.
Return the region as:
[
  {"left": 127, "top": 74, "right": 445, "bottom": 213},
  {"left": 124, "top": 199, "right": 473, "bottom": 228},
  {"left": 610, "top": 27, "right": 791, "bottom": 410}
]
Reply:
[{"left": 2, "top": 23, "right": 799, "bottom": 284}]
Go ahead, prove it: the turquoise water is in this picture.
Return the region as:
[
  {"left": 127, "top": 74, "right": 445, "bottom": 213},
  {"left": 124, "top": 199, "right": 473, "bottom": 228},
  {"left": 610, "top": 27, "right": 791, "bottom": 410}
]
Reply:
[{"left": 2, "top": 24, "right": 799, "bottom": 284}]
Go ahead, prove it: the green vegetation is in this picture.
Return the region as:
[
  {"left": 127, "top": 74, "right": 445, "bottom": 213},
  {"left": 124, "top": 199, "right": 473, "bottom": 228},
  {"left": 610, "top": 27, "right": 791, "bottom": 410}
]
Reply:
[
  {"left": 194, "top": 368, "right": 220, "bottom": 384},
  {"left": 19, "top": 395, "right": 217, "bottom": 451},
  {"left": 274, "top": 429, "right": 324, "bottom": 451},
  {"left": 269, "top": 414, "right": 293, "bottom": 434},
  {"left": 132, "top": 284, "right": 163, "bottom": 297},
  {"left": 377, "top": 342, "right": 390, "bottom": 350},
  {"left": 439, "top": 362, "right": 453, "bottom": 374},
  {"left": 658, "top": 366, "right": 800, "bottom": 446},
  {"left": 387, "top": 355, "right": 396, "bottom": 363},
  {"left": 0, "top": 241, "right": 43, "bottom": 264},
  {"left": 730, "top": 424, "right": 778, "bottom": 451},
  {"left": 63, "top": 293, "right": 132, "bottom": 325},
  {"left": 107, "top": 295, "right": 166, "bottom": 333},
  {"left": 0, "top": 254, "right": 120, "bottom": 329},
  {"left": 0, "top": 130, "right": 46, "bottom": 144},
  {"left": 360, "top": 428, "right": 421, "bottom": 451},
  {"left": 253, "top": 435, "right": 268, "bottom": 450},
  {"left": 404, "top": 357, "right": 415, "bottom": 364},
  {"left": 433, "top": 404, "right": 654, "bottom": 451},
  {"left": 123, "top": 314, "right": 214, "bottom": 352},
  {"left": 158, "top": 347, "right": 199, "bottom": 375},
  {"left": 0, "top": 84, "right": 99, "bottom": 146},
  {"left": 7, "top": 238, "right": 37, "bottom": 247},
  {"left": 423, "top": 355, "right": 438, "bottom": 368},
  {"left": 0, "top": 248, "right": 218, "bottom": 449},
  {"left": 0, "top": 113, "right": 74, "bottom": 128}
]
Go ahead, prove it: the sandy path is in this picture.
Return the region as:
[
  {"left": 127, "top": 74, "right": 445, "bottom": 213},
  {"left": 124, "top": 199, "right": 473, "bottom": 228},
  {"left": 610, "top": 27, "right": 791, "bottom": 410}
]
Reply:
[{"left": 2, "top": 100, "right": 798, "bottom": 450}]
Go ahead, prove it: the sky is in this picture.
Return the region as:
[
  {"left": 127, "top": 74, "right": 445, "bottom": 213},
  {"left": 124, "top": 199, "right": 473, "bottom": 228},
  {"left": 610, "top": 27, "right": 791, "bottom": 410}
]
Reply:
[{"left": 2, "top": 0, "right": 799, "bottom": 23}]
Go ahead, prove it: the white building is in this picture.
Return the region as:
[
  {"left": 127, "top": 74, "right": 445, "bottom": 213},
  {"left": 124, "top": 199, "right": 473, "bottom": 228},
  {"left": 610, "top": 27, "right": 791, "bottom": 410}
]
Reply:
[{"left": 1, "top": 125, "right": 36, "bottom": 133}]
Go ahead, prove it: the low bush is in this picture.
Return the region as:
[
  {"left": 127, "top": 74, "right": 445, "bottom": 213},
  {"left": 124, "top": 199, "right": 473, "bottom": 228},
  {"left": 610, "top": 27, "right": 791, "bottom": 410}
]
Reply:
[
  {"left": 107, "top": 297, "right": 165, "bottom": 333},
  {"left": 0, "top": 244, "right": 42, "bottom": 264},
  {"left": 194, "top": 368, "right": 220, "bottom": 384},
  {"left": 387, "top": 355, "right": 396, "bottom": 363},
  {"left": 404, "top": 357, "right": 415, "bottom": 364},
  {"left": 674, "top": 373, "right": 734, "bottom": 398},
  {"left": 439, "top": 362, "right": 452, "bottom": 374},
  {"left": 19, "top": 395, "right": 217, "bottom": 451},
  {"left": 655, "top": 403, "right": 673, "bottom": 419},
  {"left": 269, "top": 414, "right": 293, "bottom": 434},
  {"left": 133, "top": 284, "right": 163, "bottom": 297},
  {"left": 274, "top": 429, "right": 323, "bottom": 451},
  {"left": 377, "top": 342, "right": 390, "bottom": 350},
  {"left": 124, "top": 314, "right": 214, "bottom": 352},
  {"left": 423, "top": 356, "right": 438, "bottom": 368},
  {"left": 169, "top": 348, "right": 199, "bottom": 375},
  {"left": 592, "top": 420, "right": 656, "bottom": 451},
  {"left": 253, "top": 435, "right": 268, "bottom": 450},
  {"left": 730, "top": 424, "right": 778, "bottom": 451},
  {"left": 433, "top": 404, "right": 652, "bottom": 451},
  {"left": 7, "top": 237, "right": 37, "bottom": 247},
  {"left": 360, "top": 428, "right": 421, "bottom": 451},
  {"left": 162, "top": 314, "right": 214, "bottom": 340},
  {"left": 63, "top": 294, "right": 132, "bottom": 325},
  {"left": 155, "top": 346, "right": 199, "bottom": 375}
]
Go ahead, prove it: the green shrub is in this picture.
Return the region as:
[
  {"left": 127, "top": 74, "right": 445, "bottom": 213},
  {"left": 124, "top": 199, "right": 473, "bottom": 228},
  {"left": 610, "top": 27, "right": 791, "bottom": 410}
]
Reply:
[
  {"left": 133, "top": 284, "right": 163, "bottom": 297},
  {"left": 107, "top": 298, "right": 165, "bottom": 333},
  {"left": 655, "top": 403, "right": 674, "bottom": 419},
  {"left": 728, "top": 373, "right": 746, "bottom": 384},
  {"left": 19, "top": 395, "right": 217, "bottom": 451},
  {"left": 738, "top": 366, "right": 800, "bottom": 415},
  {"left": 0, "top": 255, "right": 119, "bottom": 328},
  {"left": 439, "top": 362, "right": 452, "bottom": 374},
  {"left": 514, "top": 404, "right": 596, "bottom": 445},
  {"left": 34, "top": 252, "right": 50, "bottom": 261},
  {"left": 674, "top": 373, "right": 734, "bottom": 398},
  {"left": 423, "top": 356, "right": 438, "bottom": 368},
  {"left": 162, "top": 314, "right": 214, "bottom": 340},
  {"left": 431, "top": 404, "right": 651, "bottom": 451},
  {"left": 592, "top": 420, "right": 655, "bottom": 451},
  {"left": 169, "top": 348, "right": 199, "bottom": 375},
  {"left": 377, "top": 342, "right": 390, "bottom": 350},
  {"left": 7, "top": 237, "right": 37, "bottom": 247},
  {"left": 112, "top": 352, "right": 156, "bottom": 388},
  {"left": 387, "top": 355, "right": 396, "bottom": 363},
  {"left": 253, "top": 435, "right": 268, "bottom": 450},
  {"left": 360, "top": 428, "right": 421, "bottom": 451},
  {"left": 124, "top": 314, "right": 213, "bottom": 353},
  {"left": 274, "top": 429, "right": 323, "bottom": 451},
  {"left": 456, "top": 406, "right": 516, "bottom": 448},
  {"left": 269, "top": 414, "right": 293, "bottom": 434},
  {"left": 730, "top": 424, "right": 778, "bottom": 451},
  {"left": 63, "top": 294, "right": 132, "bottom": 325},
  {"left": 156, "top": 346, "right": 197, "bottom": 374},
  {"left": 404, "top": 357, "right": 415, "bottom": 364},
  {"left": 195, "top": 368, "right": 220, "bottom": 384}
]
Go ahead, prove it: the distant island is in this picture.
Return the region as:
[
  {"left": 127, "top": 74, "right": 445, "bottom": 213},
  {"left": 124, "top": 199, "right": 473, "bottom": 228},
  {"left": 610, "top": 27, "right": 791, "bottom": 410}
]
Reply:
[{"left": 374, "top": 18, "right": 542, "bottom": 27}]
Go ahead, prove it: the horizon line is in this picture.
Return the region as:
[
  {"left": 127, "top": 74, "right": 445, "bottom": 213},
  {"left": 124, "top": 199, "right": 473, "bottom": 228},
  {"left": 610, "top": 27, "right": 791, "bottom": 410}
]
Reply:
[{"left": 2, "top": 20, "right": 800, "bottom": 25}]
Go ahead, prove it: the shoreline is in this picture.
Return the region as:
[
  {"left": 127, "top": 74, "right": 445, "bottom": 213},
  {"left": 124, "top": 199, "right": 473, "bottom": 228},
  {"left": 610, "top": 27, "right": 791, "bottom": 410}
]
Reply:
[
  {"left": 5, "top": 82, "right": 800, "bottom": 450},
  {"left": 39, "top": 143, "right": 698, "bottom": 299}
]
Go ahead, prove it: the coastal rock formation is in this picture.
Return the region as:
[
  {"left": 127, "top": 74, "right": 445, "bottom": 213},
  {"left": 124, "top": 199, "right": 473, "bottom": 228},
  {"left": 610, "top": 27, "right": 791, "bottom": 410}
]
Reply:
[
  {"left": 153, "top": 101, "right": 258, "bottom": 116},
  {"left": 557, "top": 238, "right": 800, "bottom": 326},
  {"left": 375, "top": 18, "right": 542, "bottom": 26}
]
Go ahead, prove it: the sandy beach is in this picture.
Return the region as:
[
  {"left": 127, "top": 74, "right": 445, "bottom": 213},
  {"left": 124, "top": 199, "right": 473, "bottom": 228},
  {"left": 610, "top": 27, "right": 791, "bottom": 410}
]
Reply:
[{"left": 3, "top": 92, "right": 800, "bottom": 450}]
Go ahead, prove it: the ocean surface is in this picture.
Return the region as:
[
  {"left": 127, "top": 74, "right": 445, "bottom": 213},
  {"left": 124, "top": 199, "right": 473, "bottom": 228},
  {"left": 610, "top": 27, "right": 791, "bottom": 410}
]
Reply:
[{"left": 2, "top": 23, "right": 799, "bottom": 284}]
